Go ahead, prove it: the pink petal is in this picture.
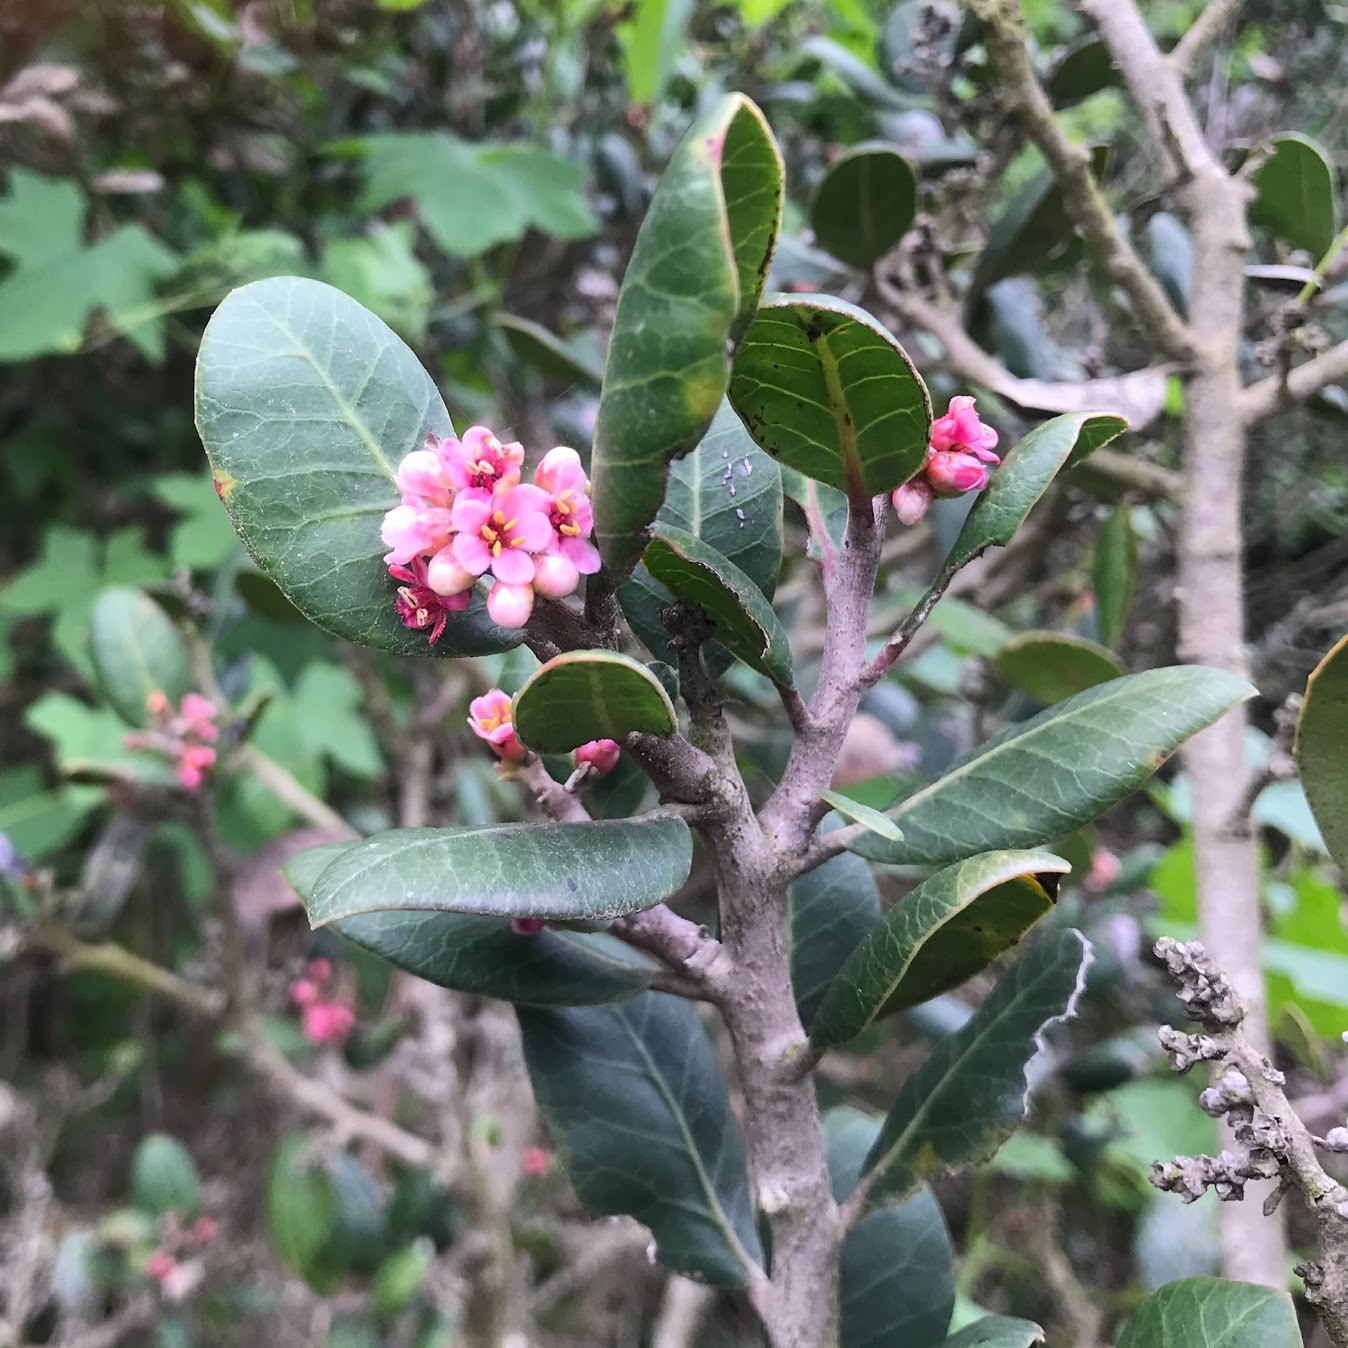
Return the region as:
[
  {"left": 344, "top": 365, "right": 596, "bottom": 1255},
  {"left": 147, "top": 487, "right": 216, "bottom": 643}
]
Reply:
[
  {"left": 452, "top": 533, "right": 492, "bottom": 575},
  {"left": 491, "top": 547, "right": 536, "bottom": 586},
  {"left": 451, "top": 495, "right": 492, "bottom": 532},
  {"left": 560, "top": 536, "right": 602, "bottom": 573},
  {"left": 514, "top": 509, "right": 554, "bottom": 553}
]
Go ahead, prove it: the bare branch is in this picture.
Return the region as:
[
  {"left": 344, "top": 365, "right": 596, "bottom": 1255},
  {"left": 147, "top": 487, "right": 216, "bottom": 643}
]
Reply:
[
  {"left": 1170, "top": 0, "right": 1247, "bottom": 77},
  {"left": 1240, "top": 338, "right": 1348, "bottom": 424}
]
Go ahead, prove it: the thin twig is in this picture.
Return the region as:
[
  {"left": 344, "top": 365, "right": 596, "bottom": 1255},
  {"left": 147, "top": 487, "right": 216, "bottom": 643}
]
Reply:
[
  {"left": 1239, "top": 337, "right": 1348, "bottom": 423},
  {"left": 1169, "top": 0, "right": 1246, "bottom": 77}
]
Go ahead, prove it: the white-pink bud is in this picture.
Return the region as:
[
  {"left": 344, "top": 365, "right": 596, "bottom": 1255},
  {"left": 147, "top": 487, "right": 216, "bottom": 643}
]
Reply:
[
  {"left": 487, "top": 580, "right": 535, "bottom": 628},
  {"left": 426, "top": 548, "right": 477, "bottom": 596},
  {"left": 531, "top": 552, "right": 581, "bottom": 599},
  {"left": 892, "top": 479, "right": 934, "bottom": 525}
]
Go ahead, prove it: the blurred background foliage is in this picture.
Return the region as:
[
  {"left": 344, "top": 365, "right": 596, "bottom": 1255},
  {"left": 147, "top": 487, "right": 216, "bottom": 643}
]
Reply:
[{"left": 1, "top": 0, "right": 1347, "bottom": 1344}]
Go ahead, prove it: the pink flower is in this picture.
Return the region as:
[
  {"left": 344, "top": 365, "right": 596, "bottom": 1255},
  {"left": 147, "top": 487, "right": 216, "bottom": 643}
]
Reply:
[
  {"left": 522, "top": 1145, "right": 551, "bottom": 1176},
  {"left": 487, "top": 581, "right": 535, "bottom": 628},
  {"left": 575, "top": 739, "right": 621, "bottom": 778},
  {"left": 892, "top": 479, "right": 934, "bottom": 526},
  {"left": 469, "top": 689, "right": 526, "bottom": 761},
  {"left": 303, "top": 1000, "right": 355, "bottom": 1045},
  {"left": 531, "top": 553, "right": 581, "bottom": 600},
  {"left": 145, "top": 1251, "right": 177, "bottom": 1283},
  {"left": 290, "top": 978, "right": 319, "bottom": 1007},
  {"left": 929, "top": 395, "right": 1000, "bottom": 462},
  {"left": 175, "top": 744, "right": 216, "bottom": 792},
  {"left": 535, "top": 446, "right": 601, "bottom": 575},
  {"left": 1084, "top": 849, "right": 1122, "bottom": 894},
  {"left": 389, "top": 555, "right": 473, "bottom": 646},
  {"left": 396, "top": 446, "right": 455, "bottom": 498},
  {"left": 439, "top": 426, "right": 525, "bottom": 494},
  {"left": 191, "top": 1216, "right": 219, "bottom": 1246},
  {"left": 381, "top": 500, "right": 453, "bottom": 567},
  {"left": 512, "top": 918, "right": 547, "bottom": 936},
  {"left": 180, "top": 693, "right": 218, "bottom": 742},
  {"left": 450, "top": 483, "right": 552, "bottom": 587},
  {"left": 308, "top": 957, "right": 332, "bottom": 983},
  {"left": 926, "top": 449, "right": 991, "bottom": 496},
  {"left": 145, "top": 690, "right": 171, "bottom": 721}
]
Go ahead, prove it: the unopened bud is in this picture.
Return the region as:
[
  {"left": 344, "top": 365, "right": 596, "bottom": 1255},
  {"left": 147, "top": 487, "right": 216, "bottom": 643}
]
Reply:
[
  {"left": 426, "top": 549, "right": 477, "bottom": 597},
  {"left": 892, "top": 478, "right": 934, "bottom": 525},
  {"left": 487, "top": 580, "right": 535, "bottom": 628},
  {"left": 532, "top": 552, "right": 581, "bottom": 600},
  {"left": 926, "top": 449, "right": 990, "bottom": 496},
  {"left": 1323, "top": 1127, "right": 1348, "bottom": 1153},
  {"left": 575, "top": 739, "right": 621, "bottom": 778},
  {"left": 511, "top": 918, "right": 546, "bottom": 936}
]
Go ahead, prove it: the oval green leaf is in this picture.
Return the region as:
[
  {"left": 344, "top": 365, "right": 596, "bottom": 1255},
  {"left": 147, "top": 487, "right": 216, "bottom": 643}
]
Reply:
[
  {"left": 729, "top": 295, "right": 932, "bottom": 499},
  {"left": 284, "top": 842, "right": 658, "bottom": 1006},
  {"left": 861, "top": 927, "right": 1090, "bottom": 1202},
  {"left": 130, "top": 1133, "right": 201, "bottom": 1218},
  {"left": 941, "top": 1318, "right": 1046, "bottom": 1348},
  {"left": 809, "top": 142, "right": 918, "bottom": 269},
  {"left": 518, "top": 992, "right": 764, "bottom": 1287},
  {"left": 1046, "top": 38, "right": 1120, "bottom": 108},
  {"left": 812, "top": 850, "right": 1067, "bottom": 1049},
  {"left": 267, "top": 1135, "right": 337, "bottom": 1284},
  {"left": 195, "top": 275, "right": 518, "bottom": 658},
  {"left": 1294, "top": 632, "right": 1348, "bottom": 875},
  {"left": 497, "top": 313, "right": 603, "bottom": 386},
  {"left": 512, "top": 650, "right": 677, "bottom": 753},
  {"left": 1093, "top": 503, "right": 1137, "bottom": 648},
  {"left": 301, "top": 816, "right": 693, "bottom": 926},
  {"left": 88, "top": 587, "right": 190, "bottom": 727},
  {"left": 994, "top": 632, "right": 1124, "bottom": 705},
  {"left": 643, "top": 526, "right": 794, "bottom": 686},
  {"left": 853, "top": 667, "right": 1254, "bottom": 866},
  {"left": 590, "top": 95, "right": 784, "bottom": 578},
  {"left": 821, "top": 789, "right": 903, "bottom": 842},
  {"left": 1252, "top": 132, "right": 1339, "bottom": 259},
  {"left": 1117, "top": 1278, "right": 1302, "bottom": 1348}
]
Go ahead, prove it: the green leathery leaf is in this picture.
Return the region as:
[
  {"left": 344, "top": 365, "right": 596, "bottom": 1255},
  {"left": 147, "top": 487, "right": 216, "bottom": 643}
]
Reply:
[
  {"left": 512, "top": 650, "right": 677, "bottom": 752},
  {"left": 729, "top": 295, "right": 932, "bottom": 499},
  {"left": 809, "top": 142, "right": 918, "bottom": 270},
  {"left": 619, "top": 397, "right": 783, "bottom": 665},
  {"left": 1117, "top": 1278, "right": 1303, "bottom": 1348},
  {"left": 497, "top": 313, "right": 603, "bottom": 386},
  {"left": 1295, "top": 633, "right": 1348, "bottom": 875},
  {"left": 300, "top": 816, "right": 693, "bottom": 926},
  {"left": 194, "top": 276, "right": 518, "bottom": 658},
  {"left": 643, "top": 527, "right": 794, "bottom": 686},
  {"left": 861, "top": 927, "right": 1090, "bottom": 1201},
  {"left": 790, "top": 837, "right": 882, "bottom": 1029},
  {"left": 811, "top": 851, "right": 1067, "bottom": 1049},
  {"left": 1093, "top": 504, "right": 1137, "bottom": 647},
  {"left": 518, "top": 991, "right": 763, "bottom": 1287},
  {"left": 1046, "top": 37, "right": 1120, "bottom": 108},
  {"left": 267, "top": 1135, "right": 337, "bottom": 1285},
  {"left": 130, "top": 1133, "right": 201, "bottom": 1218},
  {"left": 852, "top": 666, "right": 1254, "bottom": 866},
  {"left": 940, "top": 1318, "right": 1046, "bottom": 1348},
  {"left": 284, "top": 843, "right": 658, "bottom": 1006},
  {"left": 994, "top": 632, "right": 1125, "bottom": 705},
  {"left": 824, "top": 1109, "right": 955, "bottom": 1348},
  {"left": 820, "top": 789, "right": 903, "bottom": 842},
  {"left": 1252, "top": 133, "right": 1338, "bottom": 259},
  {"left": 88, "top": 587, "right": 190, "bottom": 727},
  {"left": 590, "top": 96, "right": 784, "bottom": 578}
]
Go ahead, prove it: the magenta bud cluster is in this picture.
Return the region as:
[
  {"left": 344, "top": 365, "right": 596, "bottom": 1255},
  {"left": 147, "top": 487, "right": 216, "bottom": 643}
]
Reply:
[{"left": 892, "top": 396, "right": 1001, "bottom": 527}]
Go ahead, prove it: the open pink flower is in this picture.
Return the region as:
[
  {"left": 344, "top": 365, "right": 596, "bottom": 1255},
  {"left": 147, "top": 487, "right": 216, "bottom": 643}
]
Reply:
[
  {"left": 439, "top": 425, "right": 525, "bottom": 494},
  {"left": 389, "top": 555, "right": 473, "bottom": 646},
  {"left": 381, "top": 440, "right": 459, "bottom": 564},
  {"left": 469, "top": 689, "right": 526, "bottom": 761},
  {"left": 450, "top": 483, "right": 552, "bottom": 587},
  {"left": 929, "top": 395, "right": 1000, "bottom": 462},
  {"left": 535, "top": 446, "right": 601, "bottom": 574}
]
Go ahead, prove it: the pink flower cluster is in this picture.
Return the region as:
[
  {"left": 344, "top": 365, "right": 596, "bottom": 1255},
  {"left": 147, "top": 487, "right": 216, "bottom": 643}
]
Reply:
[
  {"left": 467, "top": 689, "right": 621, "bottom": 783},
  {"left": 892, "top": 396, "right": 1001, "bottom": 526},
  {"left": 124, "top": 691, "right": 220, "bottom": 792},
  {"left": 382, "top": 426, "right": 601, "bottom": 638},
  {"left": 290, "top": 957, "right": 355, "bottom": 1045}
]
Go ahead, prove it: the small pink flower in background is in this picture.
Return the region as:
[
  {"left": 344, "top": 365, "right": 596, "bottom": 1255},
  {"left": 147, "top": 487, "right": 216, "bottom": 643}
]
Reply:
[
  {"left": 128, "top": 691, "right": 221, "bottom": 792},
  {"left": 389, "top": 554, "right": 473, "bottom": 647},
  {"left": 1083, "top": 849, "right": 1122, "bottom": 894},
  {"left": 308, "top": 958, "right": 332, "bottom": 982},
  {"left": 191, "top": 1216, "right": 219, "bottom": 1246},
  {"left": 179, "top": 694, "right": 219, "bottom": 742},
  {"left": 303, "top": 1001, "right": 355, "bottom": 1045},
  {"left": 145, "top": 1251, "right": 177, "bottom": 1283},
  {"left": 176, "top": 744, "right": 216, "bottom": 792},
  {"left": 439, "top": 425, "right": 525, "bottom": 494},
  {"left": 892, "top": 479, "right": 934, "bottom": 526},
  {"left": 522, "top": 1146, "right": 552, "bottom": 1177},
  {"left": 469, "top": 689, "right": 526, "bottom": 762},
  {"left": 575, "top": 739, "right": 621, "bottom": 778},
  {"left": 289, "top": 977, "right": 318, "bottom": 1007},
  {"left": 511, "top": 918, "right": 547, "bottom": 937},
  {"left": 930, "top": 395, "right": 1000, "bottom": 461}
]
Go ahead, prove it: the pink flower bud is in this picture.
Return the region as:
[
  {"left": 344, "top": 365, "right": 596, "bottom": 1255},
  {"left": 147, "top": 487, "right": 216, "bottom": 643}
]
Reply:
[
  {"left": 145, "top": 1251, "right": 177, "bottom": 1283},
  {"left": 486, "top": 580, "right": 535, "bottom": 628},
  {"left": 1083, "top": 849, "right": 1122, "bottom": 894},
  {"left": 303, "top": 999, "right": 355, "bottom": 1045},
  {"left": 191, "top": 1216, "right": 219, "bottom": 1245},
  {"left": 511, "top": 918, "right": 546, "bottom": 936},
  {"left": 575, "top": 739, "right": 621, "bottom": 778},
  {"left": 892, "top": 479, "right": 934, "bottom": 526},
  {"left": 925, "top": 449, "right": 990, "bottom": 497},
  {"left": 426, "top": 547, "right": 477, "bottom": 597},
  {"left": 145, "top": 690, "right": 171, "bottom": 722},
  {"left": 531, "top": 552, "right": 581, "bottom": 600},
  {"left": 307, "top": 957, "right": 332, "bottom": 983},
  {"left": 289, "top": 978, "right": 319, "bottom": 1007},
  {"left": 522, "top": 1145, "right": 551, "bottom": 1176},
  {"left": 175, "top": 744, "right": 216, "bottom": 792}
]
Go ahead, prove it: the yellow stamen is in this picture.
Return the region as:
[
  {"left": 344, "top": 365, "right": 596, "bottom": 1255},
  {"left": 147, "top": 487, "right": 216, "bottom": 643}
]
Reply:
[{"left": 560, "top": 523, "right": 581, "bottom": 536}]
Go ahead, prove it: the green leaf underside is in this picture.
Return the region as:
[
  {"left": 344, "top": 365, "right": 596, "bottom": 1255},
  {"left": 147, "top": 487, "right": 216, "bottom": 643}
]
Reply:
[
  {"left": 861, "top": 927, "right": 1091, "bottom": 1201},
  {"left": 512, "top": 650, "right": 677, "bottom": 752},
  {"left": 940, "top": 1317, "right": 1046, "bottom": 1348},
  {"left": 852, "top": 667, "right": 1254, "bottom": 866},
  {"left": 1294, "top": 633, "right": 1348, "bottom": 875},
  {"left": 1116, "top": 1278, "right": 1303, "bottom": 1348},
  {"left": 286, "top": 840, "right": 659, "bottom": 1006},
  {"left": 789, "top": 844, "right": 882, "bottom": 1029},
  {"left": 824, "top": 1108, "right": 955, "bottom": 1348},
  {"left": 811, "top": 851, "right": 1067, "bottom": 1048},
  {"left": 643, "top": 527, "right": 795, "bottom": 686},
  {"left": 821, "top": 790, "right": 904, "bottom": 842},
  {"left": 619, "top": 398, "right": 784, "bottom": 666},
  {"left": 810, "top": 142, "right": 918, "bottom": 270},
  {"left": 518, "top": 992, "right": 763, "bottom": 1287},
  {"left": 88, "top": 587, "right": 190, "bottom": 727},
  {"left": 994, "top": 632, "right": 1124, "bottom": 705},
  {"left": 590, "top": 96, "right": 783, "bottom": 578},
  {"left": 1251, "top": 133, "right": 1339, "bottom": 259},
  {"left": 729, "top": 295, "right": 931, "bottom": 498},
  {"left": 194, "top": 276, "right": 517, "bottom": 658},
  {"left": 299, "top": 817, "right": 693, "bottom": 926},
  {"left": 944, "top": 414, "right": 1128, "bottom": 575}
]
